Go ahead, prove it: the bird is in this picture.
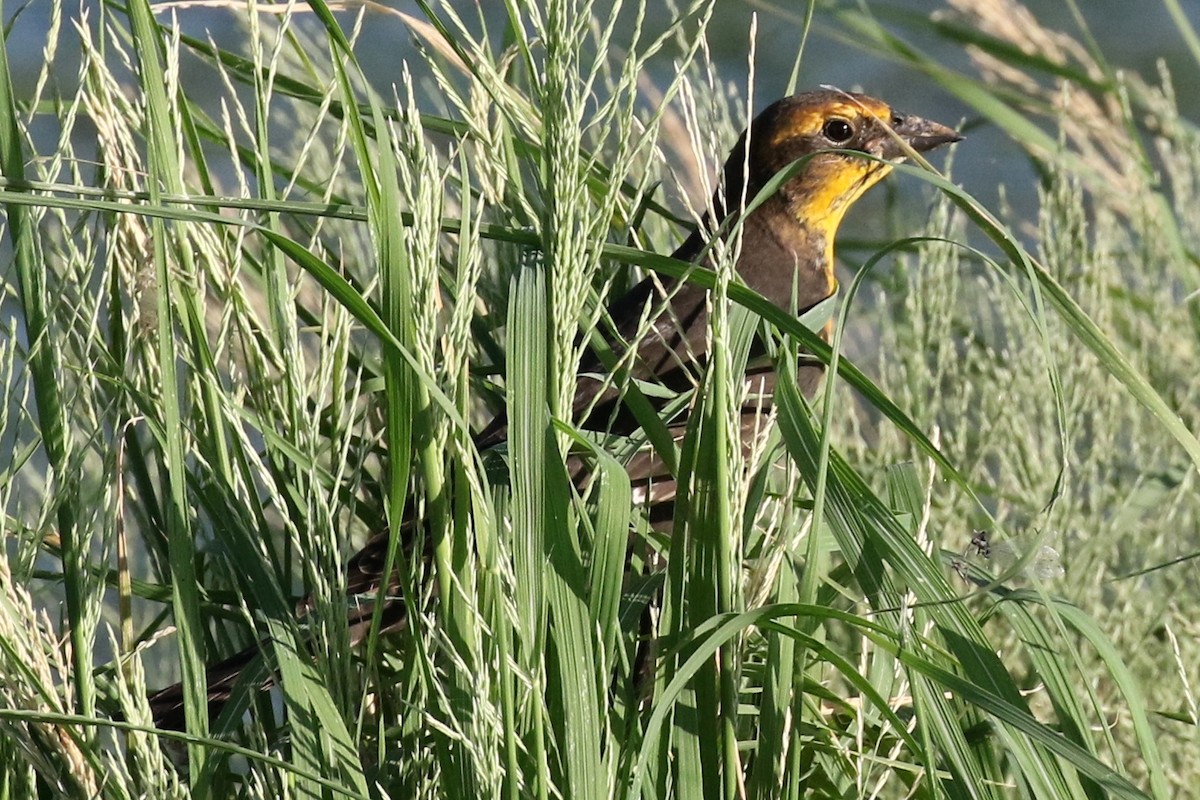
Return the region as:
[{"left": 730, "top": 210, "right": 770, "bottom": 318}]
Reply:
[{"left": 143, "top": 89, "right": 961, "bottom": 730}]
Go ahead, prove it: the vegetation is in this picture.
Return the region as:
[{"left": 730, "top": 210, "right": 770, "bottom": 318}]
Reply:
[{"left": 0, "top": 0, "right": 1196, "bottom": 797}]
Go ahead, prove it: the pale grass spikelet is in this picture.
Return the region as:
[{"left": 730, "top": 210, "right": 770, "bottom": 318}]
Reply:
[
  {"left": 393, "top": 72, "right": 449, "bottom": 407},
  {"left": 938, "top": 0, "right": 1167, "bottom": 216},
  {"left": 0, "top": 555, "right": 99, "bottom": 796}
]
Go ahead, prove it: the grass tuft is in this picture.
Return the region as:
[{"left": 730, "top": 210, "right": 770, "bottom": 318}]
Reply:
[{"left": 1, "top": 0, "right": 1197, "bottom": 797}]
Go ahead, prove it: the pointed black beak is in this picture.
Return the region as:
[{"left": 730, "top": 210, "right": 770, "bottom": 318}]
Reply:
[{"left": 879, "top": 113, "right": 963, "bottom": 159}]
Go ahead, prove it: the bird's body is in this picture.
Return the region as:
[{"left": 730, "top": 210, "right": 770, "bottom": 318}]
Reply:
[
  {"left": 145, "top": 90, "right": 960, "bottom": 730},
  {"left": 484, "top": 91, "right": 958, "bottom": 446}
]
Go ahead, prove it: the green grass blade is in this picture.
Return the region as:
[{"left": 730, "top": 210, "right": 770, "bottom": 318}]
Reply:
[
  {"left": 123, "top": 0, "right": 210, "bottom": 776},
  {"left": 0, "top": 0, "right": 95, "bottom": 722}
]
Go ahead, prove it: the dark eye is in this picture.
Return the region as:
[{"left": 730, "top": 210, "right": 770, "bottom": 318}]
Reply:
[{"left": 822, "top": 117, "right": 854, "bottom": 144}]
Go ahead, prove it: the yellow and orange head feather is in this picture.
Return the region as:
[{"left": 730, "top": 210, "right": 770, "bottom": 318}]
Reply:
[{"left": 759, "top": 94, "right": 896, "bottom": 235}]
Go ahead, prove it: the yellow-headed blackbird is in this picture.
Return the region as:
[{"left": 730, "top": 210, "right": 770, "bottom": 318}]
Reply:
[{"left": 146, "top": 90, "right": 960, "bottom": 729}]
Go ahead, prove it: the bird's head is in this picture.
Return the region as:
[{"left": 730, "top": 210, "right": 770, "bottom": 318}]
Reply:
[{"left": 721, "top": 89, "right": 961, "bottom": 238}]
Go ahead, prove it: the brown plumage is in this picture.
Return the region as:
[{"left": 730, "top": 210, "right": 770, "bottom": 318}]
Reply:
[{"left": 145, "top": 90, "right": 960, "bottom": 731}]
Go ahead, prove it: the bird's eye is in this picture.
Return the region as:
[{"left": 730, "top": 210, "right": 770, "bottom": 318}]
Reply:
[{"left": 822, "top": 117, "right": 854, "bottom": 144}]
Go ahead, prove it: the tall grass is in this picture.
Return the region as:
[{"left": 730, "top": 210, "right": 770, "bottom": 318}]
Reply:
[{"left": 0, "top": 0, "right": 1196, "bottom": 797}]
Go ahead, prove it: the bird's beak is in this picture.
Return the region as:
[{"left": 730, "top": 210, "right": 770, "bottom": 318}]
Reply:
[{"left": 878, "top": 114, "right": 962, "bottom": 159}]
